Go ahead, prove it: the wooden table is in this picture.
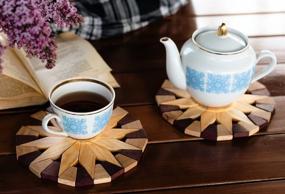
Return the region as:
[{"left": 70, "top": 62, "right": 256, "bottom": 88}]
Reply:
[{"left": 2, "top": 1, "right": 285, "bottom": 193}]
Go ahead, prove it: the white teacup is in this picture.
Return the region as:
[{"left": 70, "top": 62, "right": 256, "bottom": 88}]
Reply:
[{"left": 42, "top": 78, "right": 115, "bottom": 139}]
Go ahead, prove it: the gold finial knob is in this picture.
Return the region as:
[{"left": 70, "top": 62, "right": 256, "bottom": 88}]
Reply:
[{"left": 217, "top": 23, "right": 228, "bottom": 36}]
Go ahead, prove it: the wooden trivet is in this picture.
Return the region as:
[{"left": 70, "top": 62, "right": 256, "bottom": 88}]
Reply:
[
  {"left": 15, "top": 107, "right": 148, "bottom": 187},
  {"left": 155, "top": 80, "right": 275, "bottom": 141}
]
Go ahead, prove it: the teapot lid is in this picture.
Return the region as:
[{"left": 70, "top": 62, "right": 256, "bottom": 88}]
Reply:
[{"left": 193, "top": 23, "right": 248, "bottom": 54}]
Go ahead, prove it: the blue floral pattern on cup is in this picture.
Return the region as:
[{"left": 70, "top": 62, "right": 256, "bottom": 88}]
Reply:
[
  {"left": 186, "top": 67, "right": 253, "bottom": 94},
  {"left": 62, "top": 116, "right": 88, "bottom": 135},
  {"left": 93, "top": 109, "right": 112, "bottom": 133}
]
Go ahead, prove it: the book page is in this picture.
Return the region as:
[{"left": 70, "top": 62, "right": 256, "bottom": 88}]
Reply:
[
  {"left": 16, "top": 34, "right": 117, "bottom": 97},
  {"left": 1, "top": 48, "right": 42, "bottom": 94},
  {"left": 83, "top": 70, "right": 120, "bottom": 88},
  {"left": 0, "top": 74, "right": 47, "bottom": 109}
]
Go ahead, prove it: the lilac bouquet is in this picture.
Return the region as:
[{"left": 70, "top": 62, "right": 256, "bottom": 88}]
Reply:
[{"left": 0, "top": 0, "right": 82, "bottom": 70}]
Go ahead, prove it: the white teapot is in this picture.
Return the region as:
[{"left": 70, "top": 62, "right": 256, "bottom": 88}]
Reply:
[{"left": 160, "top": 23, "right": 277, "bottom": 107}]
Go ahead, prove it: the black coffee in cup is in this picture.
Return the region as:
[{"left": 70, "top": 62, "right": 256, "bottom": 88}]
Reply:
[{"left": 55, "top": 91, "right": 109, "bottom": 112}]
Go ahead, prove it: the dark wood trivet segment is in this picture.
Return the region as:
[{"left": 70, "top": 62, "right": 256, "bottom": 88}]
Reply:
[
  {"left": 15, "top": 107, "right": 148, "bottom": 187},
  {"left": 156, "top": 80, "right": 275, "bottom": 141}
]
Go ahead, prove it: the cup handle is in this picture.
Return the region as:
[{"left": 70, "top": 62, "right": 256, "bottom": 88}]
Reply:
[
  {"left": 251, "top": 50, "right": 277, "bottom": 83},
  {"left": 42, "top": 113, "right": 68, "bottom": 136}
]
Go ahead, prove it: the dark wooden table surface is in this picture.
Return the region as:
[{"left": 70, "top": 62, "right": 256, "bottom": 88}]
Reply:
[{"left": 2, "top": 0, "right": 285, "bottom": 193}]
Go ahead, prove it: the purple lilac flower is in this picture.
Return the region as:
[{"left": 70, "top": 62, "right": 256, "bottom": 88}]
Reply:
[{"left": 0, "top": 0, "right": 82, "bottom": 70}]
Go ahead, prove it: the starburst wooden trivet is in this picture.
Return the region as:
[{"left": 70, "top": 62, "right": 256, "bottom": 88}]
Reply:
[
  {"left": 155, "top": 80, "right": 275, "bottom": 141},
  {"left": 15, "top": 107, "right": 148, "bottom": 187}
]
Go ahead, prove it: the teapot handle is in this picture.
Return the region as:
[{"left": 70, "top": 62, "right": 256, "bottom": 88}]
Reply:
[{"left": 251, "top": 50, "right": 277, "bottom": 83}]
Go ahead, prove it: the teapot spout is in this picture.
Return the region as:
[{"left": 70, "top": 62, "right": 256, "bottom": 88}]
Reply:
[{"left": 160, "top": 37, "right": 186, "bottom": 90}]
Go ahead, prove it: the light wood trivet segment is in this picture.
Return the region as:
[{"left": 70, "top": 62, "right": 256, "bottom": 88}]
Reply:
[
  {"left": 156, "top": 80, "right": 275, "bottom": 141},
  {"left": 16, "top": 107, "right": 148, "bottom": 187}
]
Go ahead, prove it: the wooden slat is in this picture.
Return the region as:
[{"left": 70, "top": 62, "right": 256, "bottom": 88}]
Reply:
[
  {"left": 216, "top": 112, "right": 232, "bottom": 131},
  {"left": 185, "top": 121, "right": 201, "bottom": 137},
  {"left": 143, "top": 180, "right": 285, "bottom": 194},
  {"left": 92, "top": 138, "right": 140, "bottom": 152},
  {"left": 1, "top": 2, "right": 285, "bottom": 192},
  {"left": 181, "top": 0, "right": 285, "bottom": 16},
  {"left": 250, "top": 36, "right": 285, "bottom": 64},
  {"left": 126, "top": 96, "right": 285, "bottom": 143},
  {"left": 125, "top": 105, "right": 191, "bottom": 143},
  {"left": 194, "top": 13, "right": 285, "bottom": 37},
  {"left": 95, "top": 38, "right": 285, "bottom": 74},
  {"left": 103, "top": 107, "right": 128, "bottom": 130},
  {"left": 125, "top": 138, "right": 148, "bottom": 151},
  {"left": 200, "top": 111, "right": 216, "bottom": 131},
  {"left": 114, "top": 71, "right": 166, "bottom": 106},
  {"left": 0, "top": 112, "right": 39, "bottom": 155},
  {"left": 0, "top": 65, "right": 277, "bottom": 117},
  {"left": 21, "top": 137, "right": 70, "bottom": 149},
  {"left": 31, "top": 139, "right": 75, "bottom": 166},
  {"left": 113, "top": 64, "right": 285, "bottom": 105},
  {"left": 78, "top": 143, "right": 96, "bottom": 179},
  {"left": 29, "top": 159, "right": 53, "bottom": 178},
  {"left": 94, "top": 42, "right": 166, "bottom": 73},
  {"left": 115, "top": 154, "right": 138, "bottom": 172},
  {"left": 256, "top": 65, "right": 285, "bottom": 96},
  {"left": 58, "top": 167, "right": 77, "bottom": 187},
  {"left": 94, "top": 26, "right": 285, "bottom": 75},
  {"left": 1, "top": 96, "right": 285, "bottom": 155},
  {"left": 3, "top": 134, "right": 285, "bottom": 193},
  {"left": 94, "top": 164, "right": 111, "bottom": 184},
  {"left": 59, "top": 142, "right": 80, "bottom": 176}
]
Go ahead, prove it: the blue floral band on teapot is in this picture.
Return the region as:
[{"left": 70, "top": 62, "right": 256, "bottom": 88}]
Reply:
[{"left": 186, "top": 67, "right": 253, "bottom": 94}]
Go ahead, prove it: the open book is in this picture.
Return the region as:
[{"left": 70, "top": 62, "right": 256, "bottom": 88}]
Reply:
[{"left": 0, "top": 33, "right": 119, "bottom": 110}]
